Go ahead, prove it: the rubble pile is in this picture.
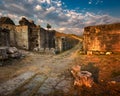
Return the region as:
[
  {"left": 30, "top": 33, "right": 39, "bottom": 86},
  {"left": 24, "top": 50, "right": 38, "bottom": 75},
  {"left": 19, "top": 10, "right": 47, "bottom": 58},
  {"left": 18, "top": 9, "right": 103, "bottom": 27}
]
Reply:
[
  {"left": 7, "top": 47, "right": 22, "bottom": 58},
  {"left": 0, "top": 47, "right": 22, "bottom": 60},
  {"left": 71, "top": 65, "right": 94, "bottom": 87}
]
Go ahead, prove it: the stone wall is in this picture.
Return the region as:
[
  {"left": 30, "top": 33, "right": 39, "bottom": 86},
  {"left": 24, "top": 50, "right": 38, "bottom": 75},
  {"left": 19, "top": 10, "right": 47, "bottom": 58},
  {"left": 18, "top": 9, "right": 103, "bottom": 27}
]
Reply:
[
  {"left": 1, "top": 24, "right": 16, "bottom": 46},
  {"left": 55, "top": 34, "right": 79, "bottom": 53},
  {"left": 0, "top": 17, "right": 78, "bottom": 54},
  {"left": 15, "top": 26, "right": 29, "bottom": 49},
  {"left": 0, "top": 28, "right": 10, "bottom": 46},
  {"left": 48, "top": 30, "right": 56, "bottom": 48},
  {"left": 83, "top": 23, "right": 120, "bottom": 54},
  {"left": 29, "top": 26, "right": 40, "bottom": 50}
]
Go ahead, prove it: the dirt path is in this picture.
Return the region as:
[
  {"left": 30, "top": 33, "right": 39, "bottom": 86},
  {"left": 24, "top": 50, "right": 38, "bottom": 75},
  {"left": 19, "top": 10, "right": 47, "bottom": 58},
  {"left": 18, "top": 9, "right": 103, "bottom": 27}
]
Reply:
[{"left": 0, "top": 44, "right": 80, "bottom": 96}]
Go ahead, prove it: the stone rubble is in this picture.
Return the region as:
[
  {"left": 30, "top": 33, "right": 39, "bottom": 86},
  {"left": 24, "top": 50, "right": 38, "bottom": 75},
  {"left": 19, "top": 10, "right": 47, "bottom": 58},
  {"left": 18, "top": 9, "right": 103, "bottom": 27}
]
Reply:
[{"left": 71, "top": 65, "right": 94, "bottom": 87}]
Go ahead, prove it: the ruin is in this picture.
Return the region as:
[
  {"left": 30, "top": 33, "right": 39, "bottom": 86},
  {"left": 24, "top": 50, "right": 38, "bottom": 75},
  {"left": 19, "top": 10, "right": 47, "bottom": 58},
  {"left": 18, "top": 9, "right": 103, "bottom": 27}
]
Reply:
[
  {"left": 0, "top": 27, "right": 10, "bottom": 46},
  {"left": 55, "top": 32, "right": 79, "bottom": 53},
  {"left": 0, "top": 17, "right": 16, "bottom": 46},
  {"left": 0, "top": 17, "right": 78, "bottom": 54},
  {"left": 83, "top": 23, "right": 120, "bottom": 54},
  {"left": 71, "top": 65, "right": 93, "bottom": 87}
]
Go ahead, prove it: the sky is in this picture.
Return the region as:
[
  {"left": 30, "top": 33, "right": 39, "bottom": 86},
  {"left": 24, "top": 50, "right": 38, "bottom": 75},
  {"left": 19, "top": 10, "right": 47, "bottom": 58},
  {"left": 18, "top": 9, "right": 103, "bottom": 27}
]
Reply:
[{"left": 0, "top": 0, "right": 120, "bottom": 35}]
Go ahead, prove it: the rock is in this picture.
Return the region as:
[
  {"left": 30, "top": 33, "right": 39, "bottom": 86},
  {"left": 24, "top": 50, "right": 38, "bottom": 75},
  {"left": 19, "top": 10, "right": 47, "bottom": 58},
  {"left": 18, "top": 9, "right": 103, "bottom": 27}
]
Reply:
[
  {"left": 71, "top": 65, "right": 93, "bottom": 87},
  {"left": 110, "top": 81, "right": 116, "bottom": 84},
  {"left": 6, "top": 47, "right": 22, "bottom": 58},
  {"left": 106, "top": 52, "right": 112, "bottom": 55},
  {"left": 33, "top": 47, "right": 39, "bottom": 51},
  {"left": 50, "top": 48, "right": 56, "bottom": 54},
  {"left": 87, "top": 51, "right": 92, "bottom": 55},
  {"left": 39, "top": 48, "right": 44, "bottom": 53},
  {"left": 7, "top": 47, "right": 18, "bottom": 54},
  {"left": 71, "top": 65, "right": 81, "bottom": 76},
  {"left": 8, "top": 51, "right": 22, "bottom": 58}
]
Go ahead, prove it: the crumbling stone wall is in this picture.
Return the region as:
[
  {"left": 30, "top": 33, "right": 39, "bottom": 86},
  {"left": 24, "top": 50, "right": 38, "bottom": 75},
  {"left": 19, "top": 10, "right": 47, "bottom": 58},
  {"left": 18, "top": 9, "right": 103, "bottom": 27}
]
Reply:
[
  {"left": 29, "top": 26, "right": 40, "bottom": 50},
  {"left": 15, "top": 26, "right": 29, "bottom": 49},
  {"left": 0, "top": 28, "right": 10, "bottom": 46},
  {"left": 39, "top": 28, "right": 55, "bottom": 50},
  {"left": 19, "top": 17, "right": 36, "bottom": 27},
  {"left": 48, "top": 30, "right": 56, "bottom": 48},
  {"left": 15, "top": 18, "right": 56, "bottom": 52},
  {"left": 0, "top": 17, "right": 78, "bottom": 54},
  {"left": 39, "top": 28, "right": 47, "bottom": 49},
  {"left": 0, "top": 17, "right": 15, "bottom": 25},
  {"left": 83, "top": 23, "right": 120, "bottom": 54},
  {"left": 0, "top": 17, "right": 16, "bottom": 46},
  {"left": 1, "top": 24, "right": 16, "bottom": 46},
  {"left": 55, "top": 36, "right": 79, "bottom": 53}
]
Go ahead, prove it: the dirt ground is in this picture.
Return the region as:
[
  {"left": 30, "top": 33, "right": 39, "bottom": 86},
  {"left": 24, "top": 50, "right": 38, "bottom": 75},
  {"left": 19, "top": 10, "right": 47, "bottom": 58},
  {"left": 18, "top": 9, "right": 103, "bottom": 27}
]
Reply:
[{"left": 0, "top": 44, "right": 120, "bottom": 96}]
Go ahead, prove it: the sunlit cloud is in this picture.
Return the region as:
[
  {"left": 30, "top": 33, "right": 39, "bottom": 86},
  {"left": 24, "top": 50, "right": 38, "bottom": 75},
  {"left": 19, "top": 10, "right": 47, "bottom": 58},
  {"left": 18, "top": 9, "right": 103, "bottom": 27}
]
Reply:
[{"left": 0, "top": 0, "right": 119, "bottom": 35}]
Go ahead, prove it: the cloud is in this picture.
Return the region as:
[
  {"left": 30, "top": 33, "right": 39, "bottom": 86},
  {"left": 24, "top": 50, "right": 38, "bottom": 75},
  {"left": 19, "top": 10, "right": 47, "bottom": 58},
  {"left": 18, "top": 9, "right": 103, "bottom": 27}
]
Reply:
[
  {"left": 0, "top": 0, "right": 119, "bottom": 35},
  {"left": 35, "top": 5, "right": 42, "bottom": 11},
  {"left": 46, "top": 0, "right": 51, "bottom": 4}
]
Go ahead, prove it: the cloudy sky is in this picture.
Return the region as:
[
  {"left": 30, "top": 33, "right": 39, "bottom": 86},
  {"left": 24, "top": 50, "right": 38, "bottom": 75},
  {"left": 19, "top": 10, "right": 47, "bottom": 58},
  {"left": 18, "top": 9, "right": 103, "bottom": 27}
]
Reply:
[{"left": 0, "top": 0, "right": 120, "bottom": 35}]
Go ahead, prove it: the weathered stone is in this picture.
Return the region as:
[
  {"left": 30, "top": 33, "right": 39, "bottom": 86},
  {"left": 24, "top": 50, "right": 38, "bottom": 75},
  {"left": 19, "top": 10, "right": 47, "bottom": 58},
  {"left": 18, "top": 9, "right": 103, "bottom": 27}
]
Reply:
[
  {"left": 83, "top": 23, "right": 120, "bottom": 54},
  {"left": 19, "top": 17, "right": 36, "bottom": 27},
  {"left": 0, "top": 47, "right": 8, "bottom": 60},
  {"left": 87, "top": 51, "right": 93, "bottom": 55},
  {"left": 71, "top": 65, "right": 93, "bottom": 87},
  {"left": 106, "top": 52, "right": 112, "bottom": 55},
  {"left": 0, "top": 27, "right": 10, "bottom": 46},
  {"left": 55, "top": 33, "right": 79, "bottom": 53},
  {"left": 8, "top": 51, "right": 22, "bottom": 58},
  {"left": 50, "top": 48, "right": 56, "bottom": 54},
  {"left": 0, "top": 17, "right": 15, "bottom": 25},
  {"left": 7, "top": 47, "right": 18, "bottom": 54},
  {"left": 0, "top": 17, "right": 79, "bottom": 54}
]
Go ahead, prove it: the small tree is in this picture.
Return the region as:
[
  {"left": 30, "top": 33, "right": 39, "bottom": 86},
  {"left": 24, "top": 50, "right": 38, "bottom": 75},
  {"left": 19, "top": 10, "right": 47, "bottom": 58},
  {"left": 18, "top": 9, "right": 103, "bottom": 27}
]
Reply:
[{"left": 46, "top": 23, "right": 51, "bottom": 30}]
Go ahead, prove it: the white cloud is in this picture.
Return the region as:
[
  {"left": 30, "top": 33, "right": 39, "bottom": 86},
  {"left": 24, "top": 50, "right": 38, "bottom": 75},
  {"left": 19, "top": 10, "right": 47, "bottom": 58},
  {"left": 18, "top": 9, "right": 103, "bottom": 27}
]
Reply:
[
  {"left": 35, "top": 5, "right": 42, "bottom": 11},
  {"left": 57, "top": 1, "right": 62, "bottom": 7},
  {"left": 37, "top": 0, "right": 45, "bottom": 3},
  {"left": 37, "top": 0, "right": 51, "bottom": 4},
  {"left": 46, "top": 0, "right": 51, "bottom": 4},
  {"left": 0, "top": 0, "right": 119, "bottom": 35},
  {"left": 45, "top": 6, "right": 56, "bottom": 15}
]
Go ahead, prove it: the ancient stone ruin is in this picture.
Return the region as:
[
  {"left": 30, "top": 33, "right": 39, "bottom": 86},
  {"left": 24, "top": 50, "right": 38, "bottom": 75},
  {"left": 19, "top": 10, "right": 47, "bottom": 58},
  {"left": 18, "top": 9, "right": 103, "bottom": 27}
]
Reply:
[
  {"left": 0, "top": 27, "right": 10, "bottom": 46},
  {"left": 0, "top": 17, "right": 15, "bottom": 25},
  {"left": 0, "top": 17, "right": 78, "bottom": 55},
  {"left": 55, "top": 32, "right": 79, "bottom": 53},
  {"left": 83, "top": 23, "right": 120, "bottom": 55},
  {"left": 71, "top": 65, "right": 93, "bottom": 87}
]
